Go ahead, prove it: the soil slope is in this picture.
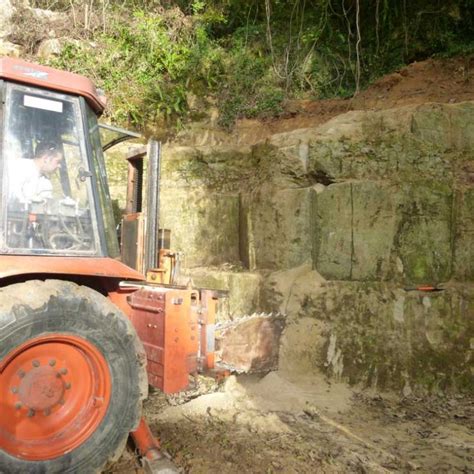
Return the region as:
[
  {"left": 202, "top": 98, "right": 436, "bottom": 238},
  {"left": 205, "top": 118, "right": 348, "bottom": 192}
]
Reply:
[{"left": 240, "top": 56, "right": 474, "bottom": 138}]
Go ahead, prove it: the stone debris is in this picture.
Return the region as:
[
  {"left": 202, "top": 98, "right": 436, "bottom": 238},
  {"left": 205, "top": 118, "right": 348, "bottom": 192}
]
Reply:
[{"left": 109, "top": 372, "right": 473, "bottom": 474}]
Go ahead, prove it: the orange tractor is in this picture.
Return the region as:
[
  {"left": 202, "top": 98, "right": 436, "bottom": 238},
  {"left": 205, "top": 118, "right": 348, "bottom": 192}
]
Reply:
[{"left": 0, "top": 58, "right": 219, "bottom": 473}]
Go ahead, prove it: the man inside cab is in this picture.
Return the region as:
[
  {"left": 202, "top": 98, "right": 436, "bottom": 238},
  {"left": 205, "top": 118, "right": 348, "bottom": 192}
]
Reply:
[{"left": 8, "top": 141, "right": 63, "bottom": 205}]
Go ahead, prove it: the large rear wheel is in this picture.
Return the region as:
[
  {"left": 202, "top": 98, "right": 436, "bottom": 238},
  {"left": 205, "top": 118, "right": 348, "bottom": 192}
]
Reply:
[{"left": 0, "top": 280, "right": 147, "bottom": 474}]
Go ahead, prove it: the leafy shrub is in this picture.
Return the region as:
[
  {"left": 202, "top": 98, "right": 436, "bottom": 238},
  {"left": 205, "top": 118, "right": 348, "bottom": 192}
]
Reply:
[{"left": 44, "top": 0, "right": 474, "bottom": 130}]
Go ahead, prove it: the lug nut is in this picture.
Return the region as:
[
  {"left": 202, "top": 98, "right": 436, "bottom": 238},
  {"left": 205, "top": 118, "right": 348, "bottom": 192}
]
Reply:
[
  {"left": 11, "top": 387, "right": 18, "bottom": 394},
  {"left": 49, "top": 359, "right": 56, "bottom": 367},
  {"left": 44, "top": 408, "right": 51, "bottom": 416},
  {"left": 58, "top": 399, "right": 65, "bottom": 405},
  {"left": 15, "top": 402, "right": 22, "bottom": 410},
  {"left": 27, "top": 409, "right": 35, "bottom": 417},
  {"left": 59, "top": 368, "right": 68, "bottom": 375},
  {"left": 17, "top": 370, "right": 25, "bottom": 378},
  {"left": 65, "top": 382, "right": 71, "bottom": 390},
  {"left": 93, "top": 397, "right": 104, "bottom": 408},
  {"left": 32, "top": 360, "right": 40, "bottom": 368}
]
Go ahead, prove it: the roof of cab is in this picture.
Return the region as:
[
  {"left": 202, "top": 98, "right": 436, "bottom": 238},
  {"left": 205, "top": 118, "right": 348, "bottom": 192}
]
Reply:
[{"left": 0, "top": 57, "right": 106, "bottom": 114}]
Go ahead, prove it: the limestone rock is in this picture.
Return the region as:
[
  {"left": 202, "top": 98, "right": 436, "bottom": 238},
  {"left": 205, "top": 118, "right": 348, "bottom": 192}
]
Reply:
[
  {"left": 31, "top": 7, "right": 66, "bottom": 23},
  {"left": 0, "top": 0, "right": 14, "bottom": 39},
  {"left": 182, "top": 268, "right": 262, "bottom": 319},
  {"left": 312, "top": 181, "right": 454, "bottom": 284},
  {"left": 160, "top": 188, "right": 240, "bottom": 268},
  {"left": 106, "top": 98, "right": 474, "bottom": 394},
  {"left": 240, "top": 185, "right": 312, "bottom": 270},
  {"left": 271, "top": 281, "right": 474, "bottom": 393},
  {"left": 37, "top": 38, "right": 62, "bottom": 59},
  {"left": 396, "top": 182, "right": 453, "bottom": 284},
  {"left": 0, "top": 39, "right": 21, "bottom": 57},
  {"left": 453, "top": 188, "right": 474, "bottom": 280}
]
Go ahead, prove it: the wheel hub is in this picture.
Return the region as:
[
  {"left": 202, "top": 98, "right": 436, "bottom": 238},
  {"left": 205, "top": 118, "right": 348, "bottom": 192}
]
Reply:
[
  {"left": 0, "top": 334, "right": 111, "bottom": 461},
  {"left": 17, "top": 366, "right": 66, "bottom": 412}
]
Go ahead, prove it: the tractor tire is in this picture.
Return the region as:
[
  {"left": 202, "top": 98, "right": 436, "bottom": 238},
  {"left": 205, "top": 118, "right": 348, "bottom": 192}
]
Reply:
[{"left": 0, "top": 279, "right": 148, "bottom": 474}]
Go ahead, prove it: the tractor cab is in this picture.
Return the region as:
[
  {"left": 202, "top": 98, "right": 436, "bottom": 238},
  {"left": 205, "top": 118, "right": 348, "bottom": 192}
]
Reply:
[
  {"left": 0, "top": 58, "right": 225, "bottom": 474},
  {"left": 0, "top": 58, "right": 119, "bottom": 258}
]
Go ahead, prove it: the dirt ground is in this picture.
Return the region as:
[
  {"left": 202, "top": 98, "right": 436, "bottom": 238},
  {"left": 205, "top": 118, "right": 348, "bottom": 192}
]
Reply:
[
  {"left": 108, "top": 371, "right": 473, "bottom": 474},
  {"left": 233, "top": 55, "right": 474, "bottom": 139},
  {"left": 227, "top": 55, "right": 474, "bottom": 147}
]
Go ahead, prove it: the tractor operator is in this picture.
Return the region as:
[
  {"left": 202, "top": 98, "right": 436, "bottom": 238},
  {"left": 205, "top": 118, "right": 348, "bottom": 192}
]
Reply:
[{"left": 8, "top": 141, "right": 63, "bottom": 205}]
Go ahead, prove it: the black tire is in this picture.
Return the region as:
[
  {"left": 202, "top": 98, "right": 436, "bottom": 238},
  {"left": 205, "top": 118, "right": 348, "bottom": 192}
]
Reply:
[{"left": 0, "top": 279, "right": 148, "bottom": 474}]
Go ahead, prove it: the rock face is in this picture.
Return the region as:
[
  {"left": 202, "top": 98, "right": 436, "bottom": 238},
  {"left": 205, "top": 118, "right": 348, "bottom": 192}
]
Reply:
[
  {"left": 0, "top": 0, "right": 14, "bottom": 39},
  {"left": 0, "top": 0, "right": 21, "bottom": 57},
  {"left": 107, "top": 101, "right": 474, "bottom": 394}
]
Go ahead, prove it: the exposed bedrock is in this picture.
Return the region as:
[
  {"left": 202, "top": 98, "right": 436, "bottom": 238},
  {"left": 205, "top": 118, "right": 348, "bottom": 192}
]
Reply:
[{"left": 107, "top": 101, "right": 474, "bottom": 393}]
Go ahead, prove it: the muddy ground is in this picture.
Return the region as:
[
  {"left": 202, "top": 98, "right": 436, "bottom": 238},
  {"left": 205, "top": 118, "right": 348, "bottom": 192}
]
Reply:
[{"left": 108, "top": 371, "right": 473, "bottom": 473}]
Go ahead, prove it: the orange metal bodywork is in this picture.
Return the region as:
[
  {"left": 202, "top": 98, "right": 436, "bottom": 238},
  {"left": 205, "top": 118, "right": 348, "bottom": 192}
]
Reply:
[
  {"left": 199, "top": 291, "right": 218, "bottom": 371},
  {"left": 127, "top": 286, "right": 218, "bottom": 394},
  {"left": 128, "top": 287, "right": 200, "bottom": 393},
  {"left": 0, "top": 57, "right": 106, "bottom": 114},
  {"left": 131, "top": 418, "right": 161, "bottom": 460},
  {"left": 0, "top": 57, "right": 183, "bottom": 467},
  {"left": 0, "top": 255, "right": 144, "bottom": 282},
  {"left": 0, "top": 255, "right": 218, "bottom": 396}
]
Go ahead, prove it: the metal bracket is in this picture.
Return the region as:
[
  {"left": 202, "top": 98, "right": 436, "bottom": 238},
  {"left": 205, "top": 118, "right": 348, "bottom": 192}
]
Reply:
[
  {"left": 131, "top": 417, "right": 179, "bottom": 473},
  {"left": 142, "top": 456, "right": 180, "bottom": 474}
]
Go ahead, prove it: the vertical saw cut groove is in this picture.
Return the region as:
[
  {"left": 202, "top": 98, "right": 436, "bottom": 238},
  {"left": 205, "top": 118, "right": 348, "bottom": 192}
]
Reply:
[{"left": 350, "top": 182, "right": 355, "bottom": 280}]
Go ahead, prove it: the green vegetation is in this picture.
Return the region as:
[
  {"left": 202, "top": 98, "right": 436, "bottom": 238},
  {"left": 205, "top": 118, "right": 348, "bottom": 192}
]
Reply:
[{"left": 34, "top": 0, "right": 474, "bottom": 129}]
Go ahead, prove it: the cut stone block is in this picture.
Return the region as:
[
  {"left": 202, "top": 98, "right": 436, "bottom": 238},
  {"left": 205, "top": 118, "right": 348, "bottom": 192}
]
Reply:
[
  {"left": 182, "top": 269, "right": 262, "bottom": 319},
  {"left": 271, "top": 280, "right": 474, "bottom": 393},
  {"left": 453, "top": 188, "right": 474, "bottom": 281},
  {"left": 395, "top": 182, "right": 453, "bottom": 284},
  {"left": 411, "top": 102, "right": 474, "bottom": 151},
  {"left": 312, "top": 181, "right": 453, "bottom": 284},
  {"left": 240, "top": 185, "right": 311, "bottom": 270},
  {"left": 160, "top": 189, "right": 240, "bottom": 267},
  {"left": 312, "top": 183, "right": 353, "bottom": 280}
]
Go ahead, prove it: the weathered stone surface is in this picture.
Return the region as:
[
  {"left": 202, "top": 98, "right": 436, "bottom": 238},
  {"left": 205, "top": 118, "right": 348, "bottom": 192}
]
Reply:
[
  {"left": 0, "top": 0, "right": 14, "bottom": 38},
  {"left": 104, "top": 99, "right": 474, "bottom": 394},
  {"left": 279, "top": 317, "right": 329, "bottom": 374},
  {"left": 395, "top": 182, "right": 453, "bottom": 284},
  {"left": 312, "top": 181, "right": 454, "bottom": 284},
  {"left": 0, "top": 39, "right": 21, "bottom": 57},
  {"left": 181, "top": 268, "right": 262, "bottom": 319},
  {"left": 37, "top": 38, "right": 62, "bottom": 59},
  {"left": 259, "top": 263, "right": 324, "bottom": 314},
  {"left": 161, "top": 145, "right": 254, "bottom": 192},
  {"left": 411, "top": 102, "right": 474, "bottom": 151},
  {"left": 31, "top": 7, "right": 66, "bottom": 23},
  {"left": 263, "top": 277, "right": 474, "bottom": 393},
  {"left": 160, "top": 188, "right": 240, "bottom": 268},
  {"left": 453, "top": 188, "right": 474, "bottom": 280},
  {"left": 312, "top": 183, "right": 353, "bottom": 279},
  {"left": 351, "top": 182, "right": 400, "bottom": 280},
  {"left": 307, "top": 103, "right": 474, "bottom": 185},
  {"left": 240, "top": 185, "right": 311, "bottom": 270},
  {"left": 217, "top": 315, "right": 285, "bottom": 372},
  {"left": 312, "top": 182, "right": 400, "bottom": 280}
]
